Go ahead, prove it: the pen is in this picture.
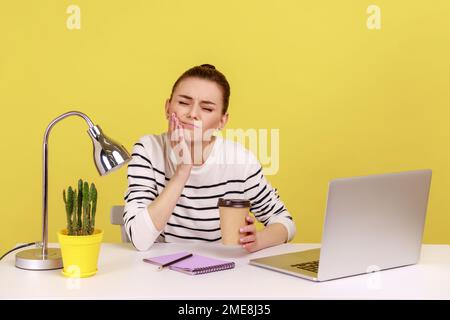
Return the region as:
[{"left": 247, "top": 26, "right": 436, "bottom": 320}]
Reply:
[{"left": 157, "top": 253, "right": 193, "bottom": 271}]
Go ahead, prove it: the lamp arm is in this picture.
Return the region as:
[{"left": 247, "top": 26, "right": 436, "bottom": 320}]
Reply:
[{"left": 41, "top": 111, "right": 95, "bottom": 257}]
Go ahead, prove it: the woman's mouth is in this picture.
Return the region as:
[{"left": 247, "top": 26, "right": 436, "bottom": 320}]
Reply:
[{"left": 180, "top": 121, "right": 198, "bottom": 129}]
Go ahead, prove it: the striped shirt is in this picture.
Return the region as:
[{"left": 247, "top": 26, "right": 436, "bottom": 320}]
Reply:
[{"left": 123, "top": 132, "right": 296, "bottom": 251}]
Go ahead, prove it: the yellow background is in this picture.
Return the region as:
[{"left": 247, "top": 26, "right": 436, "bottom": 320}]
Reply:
[{"left": 1, "top": 1, "right": 449, "bottom": 254}]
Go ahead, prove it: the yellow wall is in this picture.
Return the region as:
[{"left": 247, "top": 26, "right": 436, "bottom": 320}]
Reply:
[{"left": 1, "top": 0, "right": 449, "bottom": 254}]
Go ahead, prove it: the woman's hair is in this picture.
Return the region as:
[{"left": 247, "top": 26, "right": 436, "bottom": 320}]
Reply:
[{"left": 170, "top": 64, "right": 231, "bottom": 114}]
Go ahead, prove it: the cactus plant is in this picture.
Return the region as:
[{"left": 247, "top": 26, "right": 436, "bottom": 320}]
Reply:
[
  {"left": 90, "top": 183, "right": 97, "bottom": 235},
  {"left": 62, "top": 187, "right": 74, "bottom": 235},
  {"left": 76, "top": 179, "right": 83, "bottom": 234},
  {"left": 63, "top": 179, "right": 98, "bottom": 236}
]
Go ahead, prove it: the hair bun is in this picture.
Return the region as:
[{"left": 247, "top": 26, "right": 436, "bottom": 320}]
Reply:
[{"left": 200, "top": 64, "right": 216, "bottom": 70}]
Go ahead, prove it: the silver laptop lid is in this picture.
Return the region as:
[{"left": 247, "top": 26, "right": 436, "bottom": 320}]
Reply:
[{"left": 317, "top": 169, "right": 432, "bottom": 281}]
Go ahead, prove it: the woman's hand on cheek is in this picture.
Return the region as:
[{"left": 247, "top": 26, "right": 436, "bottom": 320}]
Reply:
[
  {"left": 168, "top": 112, "right": 176, "bottom": 146},
  {"left": 239, "top": 215, "right": 260, "bottom": 253},
  {"left": 168, "top": 112, "right": 193, "bottom": 174}
]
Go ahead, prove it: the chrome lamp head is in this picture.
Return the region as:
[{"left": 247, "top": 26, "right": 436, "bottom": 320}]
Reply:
[{"left": 89, "top": 125, "right": 130, "bottom": 176}]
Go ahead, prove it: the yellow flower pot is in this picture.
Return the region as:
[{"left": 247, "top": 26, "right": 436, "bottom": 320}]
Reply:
[{"left": 57, "top": 229, "right": 103, "bottom": 278}]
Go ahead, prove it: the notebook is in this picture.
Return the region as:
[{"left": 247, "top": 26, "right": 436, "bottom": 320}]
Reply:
[{"left": 143, "top": 251, "right": 235, "bottom": 275}]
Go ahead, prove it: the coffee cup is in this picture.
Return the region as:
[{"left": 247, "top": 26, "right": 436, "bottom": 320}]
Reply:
[{"left": 218, "top": 198, "right": 250, "bottom": 245}]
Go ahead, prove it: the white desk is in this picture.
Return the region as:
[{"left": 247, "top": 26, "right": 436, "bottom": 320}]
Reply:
[{"left": 1, "top": 243, "right": 449, "bottom": 299}]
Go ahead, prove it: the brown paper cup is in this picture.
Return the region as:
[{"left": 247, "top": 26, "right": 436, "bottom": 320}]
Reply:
[{"left": 218, "top": 199, "right": 250, "bottom": 246}]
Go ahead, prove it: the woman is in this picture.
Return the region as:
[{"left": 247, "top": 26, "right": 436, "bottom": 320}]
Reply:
[{"left": 123, "top": 64, "right": 296, "bottom": 252}]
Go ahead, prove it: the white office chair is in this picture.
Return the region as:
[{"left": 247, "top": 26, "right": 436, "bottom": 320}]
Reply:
[{"left": 110, "top": 205, "right": 130, "bottom": 243}]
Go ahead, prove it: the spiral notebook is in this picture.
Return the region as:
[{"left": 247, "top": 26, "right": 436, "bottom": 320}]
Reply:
[{"left": 143, "top": 251, "right": 235, "bottom": 275}]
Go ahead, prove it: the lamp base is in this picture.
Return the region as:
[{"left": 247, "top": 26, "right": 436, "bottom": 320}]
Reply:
[{"left": 15, "top": 248, "right": 63, "bottom": 270}]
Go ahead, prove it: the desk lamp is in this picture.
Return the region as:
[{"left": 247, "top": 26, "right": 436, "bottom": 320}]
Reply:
[{"left": 15, "top": 111, "right": 131, "bottom": 270}]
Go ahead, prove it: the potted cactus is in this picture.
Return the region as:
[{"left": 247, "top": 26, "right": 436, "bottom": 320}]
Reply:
[{"left": 57, "top": 179, "right": 103, "bottom": 278}]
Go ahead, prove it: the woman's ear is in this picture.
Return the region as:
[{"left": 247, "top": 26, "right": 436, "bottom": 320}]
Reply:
[
  {"left": 219, "top": 113, "right": 229, "bottom": 130},
  {"left": 165, "top": 99, "right": 170, "bottom": 119}
]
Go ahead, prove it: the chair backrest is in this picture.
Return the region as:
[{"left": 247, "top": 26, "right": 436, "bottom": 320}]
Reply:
[{"left": 110, "top": 205, "right": 130, "bottom": 243}]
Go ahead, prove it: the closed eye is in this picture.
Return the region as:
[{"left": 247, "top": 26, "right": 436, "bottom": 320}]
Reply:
[
  {"left": 179, "top": 101, "right": 188, "bottom": 105},
  {"left": 203, "top": 108, "right": 213, "bottom": 112}
]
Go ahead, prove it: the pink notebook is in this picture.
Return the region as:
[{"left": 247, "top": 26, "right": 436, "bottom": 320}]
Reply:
[{"left": 143, "top": 251, "right": 235, "bottom": 275}]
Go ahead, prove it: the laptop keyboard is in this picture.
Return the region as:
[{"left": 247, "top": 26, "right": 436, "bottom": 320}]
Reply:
[{"left": 291, "top": 260, "right": 319, "bottom": 273}]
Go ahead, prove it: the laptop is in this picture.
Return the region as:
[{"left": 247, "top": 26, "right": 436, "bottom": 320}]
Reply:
[{"left": 249, "top": 169, "right": 432, "bottom": 282}]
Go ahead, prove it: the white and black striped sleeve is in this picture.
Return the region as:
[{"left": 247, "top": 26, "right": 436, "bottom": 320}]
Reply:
[
  {"left": 244, "top": 163, "right": 296, "bottom": 242},
  {"left": 123, "top": 138, "right": 161, "bottom": 251}
]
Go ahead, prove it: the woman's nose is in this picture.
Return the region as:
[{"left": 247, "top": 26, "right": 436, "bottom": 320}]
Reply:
[{"left": 187, "top": 105, "right": 200, "bottom": 120}]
